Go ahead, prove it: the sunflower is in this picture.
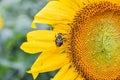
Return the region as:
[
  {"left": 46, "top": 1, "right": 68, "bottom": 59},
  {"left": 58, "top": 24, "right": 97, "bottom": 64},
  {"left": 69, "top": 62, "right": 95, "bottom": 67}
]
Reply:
[
  {"left": 20, "top": 0, "right": 120, "bottom": 80},
  {"left": 0, "top": 16, "right": 3, "bottom": 29}
]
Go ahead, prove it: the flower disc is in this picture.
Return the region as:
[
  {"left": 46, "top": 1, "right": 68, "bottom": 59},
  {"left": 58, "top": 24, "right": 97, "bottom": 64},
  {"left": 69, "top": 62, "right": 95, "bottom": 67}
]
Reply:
[{"left": 68, "top": 1, "right": 120, "bottom": 79}]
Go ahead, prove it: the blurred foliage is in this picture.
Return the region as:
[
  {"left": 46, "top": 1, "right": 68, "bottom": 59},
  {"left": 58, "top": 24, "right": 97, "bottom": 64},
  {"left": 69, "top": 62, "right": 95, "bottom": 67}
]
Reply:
[{"left": 0, "top": 0, "right": 57, "bottom": 80}]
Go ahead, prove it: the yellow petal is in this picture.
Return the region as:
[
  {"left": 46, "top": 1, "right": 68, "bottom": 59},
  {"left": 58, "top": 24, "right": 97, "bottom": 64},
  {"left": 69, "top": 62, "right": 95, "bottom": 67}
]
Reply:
[
  {"left": 29, "top": 53, "right": 68, "bottom": 73},
  {"left": 20, "top": 29, "right": 67, "bottom": 54},
  {"left": 61, "top": 66, "right": 78, "bottom": 80},
  {"left": 28, "top": 53, "right": 69, "bottom": 73},
  {"left": 32, "top": 73, "right": 39, "bottom": 80},
  {"left": 60, "top": 0, "right": 79, "bottom": 11},
  {"left": 27, "top": 30, "right": 56, "bottom": 42},
  {"left": 53, "top": 24, "right": 70, "bottom": 34},
  {"left": 30, "top": 45, "right": 65, "bottom": 69},
  {"left": 32, "top": 1, "right": 76, "bottom": 28},
  {"left": 28, "top": 46, "right": 65, "bottom": 79},
  {"left": 20, "top": 41, "right": 56, "bottom": 54},
  {"left": 53, "top": 63, "right": 71, "bottom": 80}
]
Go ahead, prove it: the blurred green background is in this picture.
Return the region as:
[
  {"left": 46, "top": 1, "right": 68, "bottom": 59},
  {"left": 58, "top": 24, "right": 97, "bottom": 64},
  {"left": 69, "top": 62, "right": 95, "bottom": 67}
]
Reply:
[{"left": 0, "top": 0, "right": 57, "bottom": 80}]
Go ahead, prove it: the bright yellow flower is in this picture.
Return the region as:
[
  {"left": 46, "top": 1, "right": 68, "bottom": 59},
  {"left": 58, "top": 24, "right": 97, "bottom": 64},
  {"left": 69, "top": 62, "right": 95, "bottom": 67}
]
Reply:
[
  {"left": 21, "top": 0, "right": 120, "bottom": 80},
  {"left": 0, "top": 17, "right": 3, "bottom": 29}
]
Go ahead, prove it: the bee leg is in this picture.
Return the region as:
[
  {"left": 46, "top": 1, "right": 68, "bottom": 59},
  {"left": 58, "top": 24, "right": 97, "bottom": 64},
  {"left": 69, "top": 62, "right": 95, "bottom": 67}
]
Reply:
[
  {"left": 55, "top": 34, "right": 57, "bottom": 38},
  {"left": 62, "top": 33, "right": 67, "bottom": 36},
  {"left": 62, "top": 38, "right": 66, "bottom": 42}
]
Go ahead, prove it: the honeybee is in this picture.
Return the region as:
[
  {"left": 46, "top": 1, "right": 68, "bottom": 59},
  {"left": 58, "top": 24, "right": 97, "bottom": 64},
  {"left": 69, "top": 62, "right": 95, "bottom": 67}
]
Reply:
[{"left": 55, "top": 33, "right": 64, "bottom": 47}]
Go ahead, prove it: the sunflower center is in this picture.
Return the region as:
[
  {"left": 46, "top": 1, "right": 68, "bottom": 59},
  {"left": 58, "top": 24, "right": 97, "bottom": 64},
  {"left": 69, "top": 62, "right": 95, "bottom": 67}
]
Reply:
[{"left": 68, "top": 1, "right": 120, "bottom": 79}]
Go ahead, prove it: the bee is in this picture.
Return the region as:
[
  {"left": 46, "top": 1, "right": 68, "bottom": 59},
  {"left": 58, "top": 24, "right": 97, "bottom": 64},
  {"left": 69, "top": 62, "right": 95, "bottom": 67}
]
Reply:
[{"left": 55, "top": 33, "right": 64, "bottom": 47}]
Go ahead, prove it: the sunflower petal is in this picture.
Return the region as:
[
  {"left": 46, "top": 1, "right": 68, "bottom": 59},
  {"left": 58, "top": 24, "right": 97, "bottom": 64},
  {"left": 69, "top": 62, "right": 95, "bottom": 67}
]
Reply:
[
  {"left": 53, "top": 63, "right": 70, "bottom": 80},
  {"left": 28, "top": 45, "right": 65, "bottom": 79},
  {"left": 32, "top": 73, "right": 39, "bottom": 80},
  {"left": 28, "top": 52, "right": 69, "bottom": 74},
  {"left": 20, "top": 41, "right": 56, "bottom": 54},
  {"left": 28, "top": 54, "right": 68, "bottom": 73},
  {"left": 53, "top": 24, "right": 70, "bottom": 34},
  {"left": 61, "top": 66, "right": 78, "bottom": 80},
  {"left": 30, "top": 45, "right": 65, "bottom": 68},
  {"left": 60, "top": 0, "right": 79, "bottom": 11},
  {"left": 27, "top": 30, "right": 56, "bottom": 42},
  {"left": 32, "top": 1, "right": 76, "bottom": 28}
]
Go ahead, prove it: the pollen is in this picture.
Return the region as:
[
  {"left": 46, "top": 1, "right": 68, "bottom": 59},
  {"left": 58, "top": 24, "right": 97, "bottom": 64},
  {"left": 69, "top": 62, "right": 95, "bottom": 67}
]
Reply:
[{"left": 67, "top": 1, "right": 120, "bottom": 79}]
